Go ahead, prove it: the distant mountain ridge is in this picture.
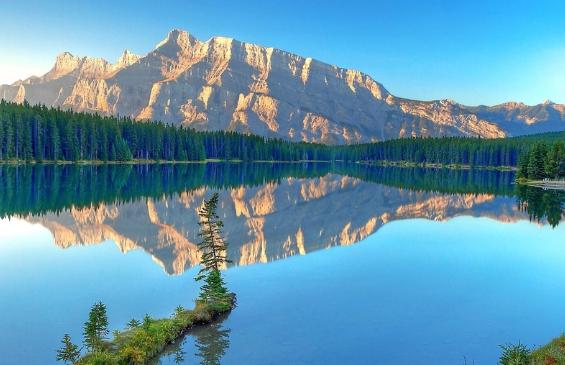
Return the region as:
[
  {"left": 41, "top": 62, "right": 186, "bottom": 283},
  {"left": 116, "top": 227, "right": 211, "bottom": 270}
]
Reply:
[{"left": 1, "top": 29, "right": 563, "bottom": 144}]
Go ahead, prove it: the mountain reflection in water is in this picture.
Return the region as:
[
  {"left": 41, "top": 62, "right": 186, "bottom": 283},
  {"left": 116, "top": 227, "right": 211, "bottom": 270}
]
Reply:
[{"left": 0, "top": 163, "right": 561, "bottom": 275}]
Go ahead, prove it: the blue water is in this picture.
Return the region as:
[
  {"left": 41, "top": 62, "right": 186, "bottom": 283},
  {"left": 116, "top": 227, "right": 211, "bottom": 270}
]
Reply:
[
  {"left": 218, "top": 218, "right": 565, "bottom": 364},
  {"left": 2, "top": 216, "right": 564, "bottom": 365},
  {"left": 0, "top": 219, "right": 200, "bottom": 365}
]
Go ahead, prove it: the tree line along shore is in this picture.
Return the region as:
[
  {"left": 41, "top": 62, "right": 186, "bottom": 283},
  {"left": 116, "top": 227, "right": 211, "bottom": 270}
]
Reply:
[{"left": 0, "top": 101, "right": 563, "bottom": 177}]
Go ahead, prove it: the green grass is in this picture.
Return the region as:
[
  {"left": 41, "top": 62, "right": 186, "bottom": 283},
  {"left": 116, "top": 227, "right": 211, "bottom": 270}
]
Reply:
[
  {"left": 367, "top": 159, "right": 518, "bottom": 171},
  {"left": 76, "top": 297, "right": 235, "bottom": 365},
  {"left": 531, "top": 335, "right": 565, "bottom": 365},
  {"left": 498, "top": 335, "right": 565, "bottom": 365}
]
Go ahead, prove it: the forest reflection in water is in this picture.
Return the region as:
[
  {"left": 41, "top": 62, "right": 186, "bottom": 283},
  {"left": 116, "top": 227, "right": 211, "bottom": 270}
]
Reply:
[
  {"left": 0, "top": 163, "right": 562, "bottom": 274},
  {"left": 0, "top": 162, "right": 559, "bottom": 219}
]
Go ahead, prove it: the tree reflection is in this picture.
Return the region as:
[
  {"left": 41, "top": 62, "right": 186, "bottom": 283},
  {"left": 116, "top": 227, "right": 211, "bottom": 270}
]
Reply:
[
  {"left": 0, "top": 163, "right": 523, "bottom": 218},
  {"left": 516, "top": 185, "right": 564, "bottom": 227},
  {"left": 149, "top": 319, "right": 230, "bottom": 365},
  {"left": 193, "top": 322, "right": 231, "bottom": 365},
  {"left": 173, "top": 348, "right": 185, "bottom": 364}
]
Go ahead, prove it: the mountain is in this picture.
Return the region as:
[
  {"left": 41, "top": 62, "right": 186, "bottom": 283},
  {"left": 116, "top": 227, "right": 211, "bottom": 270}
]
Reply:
[
  {"left": 466, "top": 100, "right": 565, "bottom": 135},
  {"left": 1, "top": 29, "right": 563, "bottom": 144},
  {"left": 29, "top": 174, "right": 528, "bottom": 275}
]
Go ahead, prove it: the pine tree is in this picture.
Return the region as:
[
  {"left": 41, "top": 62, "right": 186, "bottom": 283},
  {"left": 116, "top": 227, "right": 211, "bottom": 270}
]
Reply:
[
  {"left": 4, "top": 115, "right": 14, "bottom": 159},
  {"left": 527, "top": 143, "right": 547, "bottom": 180},
  {"left": 196, "top": 193, "right": 231, "bottom": 305},
  {"left": 22, "top": 117, "right": 33, "bottom": 161},
  {"left": 517, "top": 154, "right": 529, "bottom": 179},
  {"left": 32, "top": 115, "right": 45, "bottom": 162},
  {"left": 127, "top": 318, "right": 140, "bottom": 329},
  {"left": 174, "top": 305, "right": 185, "bottom": 316},
  {"left": 83, "top": 301, "right": 109, "bottom": 352},
  {"left": 142, "top": 314, "right": 152, "bottom": 330},
  {"left": 544, "top": 142, "right": 564, "bottom": 179},
  {"left": 199, "top": 269, "right": 230, "bottom": 304},
  {"left": 56, "top": 334, "right": 80, "bottom": 364},
  {"left": 0, "top": 114, "right": 4, "bottom": 160},
  {"left": 114, "top": 137, "right": 133, "bottom": 161},
  {"left": 46, "top": 117, "right": 59, "bottom": 161},
  {"left": 62, "top": 121, "right": 79, "bottom": 161}
]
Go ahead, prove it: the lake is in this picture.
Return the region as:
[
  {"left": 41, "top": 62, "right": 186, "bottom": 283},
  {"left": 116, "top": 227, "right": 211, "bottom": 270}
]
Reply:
[{"left": 0, "top": 163, "right": 563, "bottom": 365}]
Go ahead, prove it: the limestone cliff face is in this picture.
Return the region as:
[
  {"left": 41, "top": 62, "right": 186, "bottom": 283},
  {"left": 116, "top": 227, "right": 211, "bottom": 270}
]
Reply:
[
  {"left": 1, "top": 29, "right": 562, "bottom": 143},
  {"left": 29, "top": 175, "right": 527, "bottom": 275}
]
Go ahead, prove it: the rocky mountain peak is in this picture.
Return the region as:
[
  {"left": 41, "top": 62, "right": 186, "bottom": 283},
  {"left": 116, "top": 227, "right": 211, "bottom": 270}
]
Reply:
[
  {"left": 155, "top": 29, "right": 199, "bottom": 54},
  {"left": 1, "top": 28, "right": 563, "bottom": 143},
  {"left": 440, "top": 99, "right": 458, "bottom": 107},
  {"left": 116, "top": 49, "right": 140, "bottom": 68},
  {"left": 495, "top": 101, "right": 527, "bottom": 110},
  {"left": 209, "top": 36, "right": 234, "bottom": 45},
  {"left": 52, "top": 52, "right": 82, "bottom": 74}
]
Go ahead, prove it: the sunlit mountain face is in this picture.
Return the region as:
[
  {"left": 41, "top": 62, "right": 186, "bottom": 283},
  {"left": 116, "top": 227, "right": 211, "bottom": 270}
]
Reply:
[
  {"left": 1, "top": 29, "right": 563, "bottom": 144},
  {"left": 1, "top": 163, "right": 561, "bottom": 275}
]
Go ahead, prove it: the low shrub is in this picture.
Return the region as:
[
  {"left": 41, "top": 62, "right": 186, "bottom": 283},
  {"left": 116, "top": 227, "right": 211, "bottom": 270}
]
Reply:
[{"left": 499, "top": 342, "right": 531, "bottom": 365}]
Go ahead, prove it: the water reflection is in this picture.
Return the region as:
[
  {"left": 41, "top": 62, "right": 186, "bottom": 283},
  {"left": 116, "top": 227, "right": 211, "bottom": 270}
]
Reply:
[
  {"left": 516, "top": 185, "right": 564, "bottom": 227},
  {"left": 0, "top": 163, "right": 333, "bottom": 218},
  {"left": 174, "top": 349, "right": 185, "bottom": 364},
  {"left": 0, "top": 163, "right": 518, "bottom": 218},
  {"left": 0, "top": 163, "right": 563, "bottom": 365},
  {"left": 193, "top": 323, "right": 231, "bottom": 365},
  {"left": 156, "top": 320, "right": 231, "bottom": 365},
  {"left": 0, "top": 163, "right": 561, "bottom": 275}
]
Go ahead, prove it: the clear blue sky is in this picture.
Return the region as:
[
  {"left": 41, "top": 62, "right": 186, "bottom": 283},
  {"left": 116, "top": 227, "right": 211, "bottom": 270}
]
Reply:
[{"left": 1, "top": 0, "right": 563, "bottom": 106}]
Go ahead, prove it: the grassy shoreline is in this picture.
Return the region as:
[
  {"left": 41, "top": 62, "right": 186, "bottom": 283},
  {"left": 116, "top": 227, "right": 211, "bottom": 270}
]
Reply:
[
  {"left": 76, "top": 296, "right": 236, "bottom": 365},
  {"left": 531, "top": 335, "right": 565, "bottom": 364},
  {"left": 0, "top": 158, "right": 340, "bottom": 165},
  {"left": 0, "top": 158, "right": 522, "bottom": 170},
  {"left": 515, "top": 178, "right": 565, "bottom": 190},
  {"left": 359, "top": 159, "right": 518, "bottom": 171},
  {"left": 501, "top": 335, "right": 565, "bottom": 364},
  {"left": 0, "top": 158, "right": 221, "bottom": 165}
]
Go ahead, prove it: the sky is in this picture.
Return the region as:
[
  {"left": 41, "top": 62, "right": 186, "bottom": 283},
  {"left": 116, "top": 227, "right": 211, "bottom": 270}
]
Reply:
[{"left": 0, "top": 0, "right": 563, "bottom": 106}]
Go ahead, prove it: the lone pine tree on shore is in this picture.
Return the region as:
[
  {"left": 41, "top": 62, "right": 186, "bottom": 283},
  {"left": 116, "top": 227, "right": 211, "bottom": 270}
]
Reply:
[{"left": 196, "top": 193, "right": 232, "bottom": 306}]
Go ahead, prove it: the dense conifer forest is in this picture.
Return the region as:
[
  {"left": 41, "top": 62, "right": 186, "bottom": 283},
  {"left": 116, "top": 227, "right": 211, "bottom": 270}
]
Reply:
[
  {"left": 517, "top": 141, "right": 565, "bottom": 180},
  {"left": 0, "top": 101, "right": 336, "bottom": 162},
  {"left": 0, "top": 163, "right": 333, "bottom": 217},
  {"left": 345, "top": 132, "right": 565, "bottom": 168},
  {"left": 0, "top": 101, "right": 563, "bottom": 167}
]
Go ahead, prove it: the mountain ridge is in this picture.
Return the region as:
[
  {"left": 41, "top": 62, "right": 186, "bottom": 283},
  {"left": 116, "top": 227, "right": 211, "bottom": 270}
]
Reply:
[{"left": 1, "top": 29, "right": 563, "bottom": 144}]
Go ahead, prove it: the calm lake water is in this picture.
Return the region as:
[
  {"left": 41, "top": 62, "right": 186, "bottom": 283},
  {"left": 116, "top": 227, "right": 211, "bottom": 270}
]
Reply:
[{"left": 0, "top": 163, "right": 563, "bottom": 365}]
